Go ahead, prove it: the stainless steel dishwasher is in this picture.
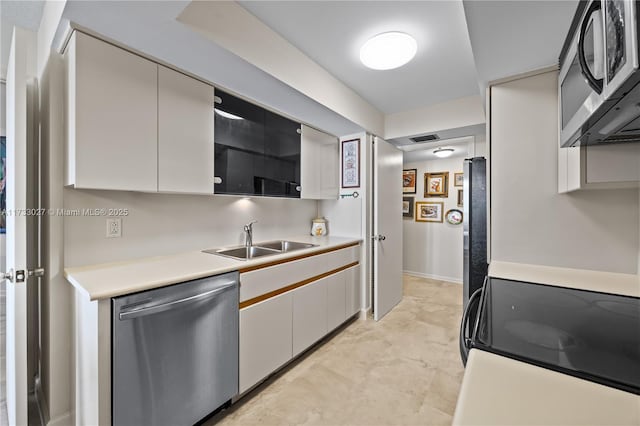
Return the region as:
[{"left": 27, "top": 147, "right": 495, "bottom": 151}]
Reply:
[{"left": 112, "top": 271, "right": 239, "bottom": 426}]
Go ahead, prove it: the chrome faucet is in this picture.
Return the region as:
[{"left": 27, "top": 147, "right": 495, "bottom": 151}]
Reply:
[{"left": 244, "top": 220, "right": 257, "bottom": 248}]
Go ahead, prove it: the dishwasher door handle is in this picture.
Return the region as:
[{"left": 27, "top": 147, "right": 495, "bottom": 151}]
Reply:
[{"left": 119, "top": 281, "right": 236, "bottom": 321}]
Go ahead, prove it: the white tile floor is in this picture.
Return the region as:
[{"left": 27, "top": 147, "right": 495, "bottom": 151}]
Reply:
[{"left": 208, "top": 274, "right": 464, "bottom": 425}]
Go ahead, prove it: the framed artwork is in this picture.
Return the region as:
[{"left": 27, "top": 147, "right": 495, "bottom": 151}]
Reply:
[
  {"left": 402, "top": 197, "right": 414, "bottom": 218},
  {"left": 454, "top": 172, "right": 464, "bottom": 187},
  {"left": 341, "top": 138, "right": 360, "bottom": 188},
  {"left": 445, "top": 209, "right": 463, "bottom": 225},
  {"left": 424, "top": 172, "right": 449, "bottom": 198},
  {"left": 402, "top": 169, "right": 417, "bottom": 194},
  {"left": 415, "top": 201, "right": 444, "bottom": 223},
  {"left": 457, "top": 189, "right": 463, "bottom": 207}
]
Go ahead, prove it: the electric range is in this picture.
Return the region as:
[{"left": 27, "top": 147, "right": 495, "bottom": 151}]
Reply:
[{"left": 471, "top": 277, "right": 640, "bottom": 394}]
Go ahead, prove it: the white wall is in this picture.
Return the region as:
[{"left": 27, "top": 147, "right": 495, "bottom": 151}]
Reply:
[
  {"left": 319, "top": 132, "right": 371, "bottom": 311},
  {"left": 1, "top": 82, "right": 6, "bottom": 271},
  {"left": 403, "top": 156, "right": 466, "bottom": 283},
  {"left": 384, "top": 95, "right": 485, "bottom": 140},
  {"left": 64, "top": 190, "right": 317, "bottom": 267},
  {"left": 491, "top": 70, "right": 639, "bottom": 274}
]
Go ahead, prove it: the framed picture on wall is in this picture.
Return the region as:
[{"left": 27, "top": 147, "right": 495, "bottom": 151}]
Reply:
[
  {"left": 424, "top": 172, "right": 449, "bottom": 198},
  {"left": 415, "top": 201, "right": 444, "bottom": 223},
  {"left": 457, "top": 189, "right": 463, "bottom": 207},
  {"left": 341, "top": 138, "right": 360, "bottom": 188},
  {"left": 402, "top": 169, "right": 417, "bottom": 194},
  {"left": 454, "top": 172, "right": 464, "bottom": 187},
  {"left": 402, "top": 197, "right": 414, "bottom": 218}
]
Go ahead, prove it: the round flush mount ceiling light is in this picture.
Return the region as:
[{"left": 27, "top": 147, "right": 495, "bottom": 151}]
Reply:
[
  {"left": 433, "top": 147, "right": 454, "bottom": 158},
  {"left": 360, "top": 32, "right": 417, "bottom": 70}
]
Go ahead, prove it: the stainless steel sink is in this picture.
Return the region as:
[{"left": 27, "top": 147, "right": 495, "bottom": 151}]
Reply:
[
  {"left": 203, "top": 246, "right": 280, "bottom": 260},
  {"left": 255, "top": 240, "right": 318, "bottom": 252},
  {"left": 203, "top": 240, "right": 318, "bottom": 260}
]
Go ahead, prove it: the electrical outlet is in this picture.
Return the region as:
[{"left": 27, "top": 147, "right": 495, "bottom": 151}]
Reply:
[{"left": 106, "top": 218, "right": 122, "bottom": 238}]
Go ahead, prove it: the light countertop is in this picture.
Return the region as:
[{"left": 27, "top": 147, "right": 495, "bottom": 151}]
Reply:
[
  {"left": 65, "top": 235, "right": 361, "bottom": 301},
  {"left": 453, "top": 349, "right": 640, "bottom": 426},
  {"left": 489, "top": 261, "right": 640, "bottom": 297}
]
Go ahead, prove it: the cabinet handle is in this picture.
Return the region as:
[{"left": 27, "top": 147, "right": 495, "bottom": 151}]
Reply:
[{"left": 214, "top": 177, "right": 223, "bottom": 184}]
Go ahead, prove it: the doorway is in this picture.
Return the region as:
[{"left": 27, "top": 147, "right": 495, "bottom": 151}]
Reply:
[{"left": 400, "top": 136, "right": 485, "bottom": 284}]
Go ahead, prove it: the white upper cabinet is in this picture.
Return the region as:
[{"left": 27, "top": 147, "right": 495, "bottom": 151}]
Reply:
[
  {"left": 158, "top": 66, "right": 215, "bottom": 194},
  {"left": 65, "top": 31, "right": 158, "bottom": 192},
  {"left": 558, "top": 143, "right": 640, "bottom": 193},
  {"left": 301, "top": 125, "right": 339, "bottom": 199}
]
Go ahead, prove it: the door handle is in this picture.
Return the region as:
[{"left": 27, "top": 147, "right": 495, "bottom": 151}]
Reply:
[
  {"left": 1, "top": 269, "right": 14, "bottom": 283},
  {"left": 578, "top": 0, "right": 603, "bottom": 94},
  {"left": 119, "top": 281, "right": 236, "bottom": 321},
  {"left": 371, "top": 234, "right": 386, "bottom": 241},
  {"left": 0, "top": 268, "right": 43, "bottom": 283}
]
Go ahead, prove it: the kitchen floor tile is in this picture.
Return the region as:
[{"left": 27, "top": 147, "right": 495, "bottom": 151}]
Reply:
[{"left": 207, "top": 274, "right": 463, "bottom": 426}]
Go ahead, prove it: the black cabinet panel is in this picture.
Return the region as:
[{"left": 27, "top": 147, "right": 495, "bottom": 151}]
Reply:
[{"left": 214, "top": 90, "right": 301, "bottom": 198}]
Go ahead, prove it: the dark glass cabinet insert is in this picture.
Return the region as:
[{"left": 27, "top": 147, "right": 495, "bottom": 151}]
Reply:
[{"left": 214, "top": 89, "right": 301, "bottom": 197}]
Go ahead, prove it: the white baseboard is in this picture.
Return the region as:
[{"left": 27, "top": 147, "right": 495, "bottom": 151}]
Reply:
[
  {"left": 403, "top": 270, "right": 462, "bottom": 284},
  {"left": 47, "top": 411, "right": 71, "bottom": 426},
  {"left": 358, "top": 307, "right": 371, "bottom": 320}
]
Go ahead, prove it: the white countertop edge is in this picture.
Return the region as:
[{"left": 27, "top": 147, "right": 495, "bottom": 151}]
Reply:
[
  {"left": 489, "top": 261, "right": 640, "bottom": 297},
  {"left": 453, "top": 349, "right": 640, "bottom": 426},
  {"left": 64, "top": 236, "right": 362, "bottom": 301}
]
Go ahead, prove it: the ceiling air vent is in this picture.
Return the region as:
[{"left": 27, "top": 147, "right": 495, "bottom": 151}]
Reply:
[{"left": 410, "top": 134, "right": 439, "bottom": 143}]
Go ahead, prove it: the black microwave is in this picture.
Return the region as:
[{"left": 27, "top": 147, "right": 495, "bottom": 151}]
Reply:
[{"left": 559, "top": 0, "right": 640, "bottom": 147}]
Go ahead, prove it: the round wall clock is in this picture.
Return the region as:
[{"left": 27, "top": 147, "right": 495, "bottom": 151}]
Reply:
[{"left": 445, "top": 209, "right": 463, "bottom": 225}]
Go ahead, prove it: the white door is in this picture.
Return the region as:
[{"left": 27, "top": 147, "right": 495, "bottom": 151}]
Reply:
[
  {"left": 4, "top": 27, "right": 37, "bottom": 426},
  {"left": 373, "top": 137, "right": 403, "bottom": 320}
]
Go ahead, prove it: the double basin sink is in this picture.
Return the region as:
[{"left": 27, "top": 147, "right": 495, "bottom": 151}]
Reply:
[{"left": 203, "top": 240, "right": 318, "bottom": 260}]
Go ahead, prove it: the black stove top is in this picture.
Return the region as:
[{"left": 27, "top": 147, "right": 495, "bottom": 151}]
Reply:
[{"left": 472, "top": 277, "right": 640, "bottom": 394}]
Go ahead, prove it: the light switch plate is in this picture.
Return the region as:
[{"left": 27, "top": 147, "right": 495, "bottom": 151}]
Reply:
[{"left": 106, "top": 218, "right": 122, "bottom": 238}]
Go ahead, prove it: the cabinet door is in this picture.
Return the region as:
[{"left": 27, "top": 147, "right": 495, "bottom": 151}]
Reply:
[
  {"left": 301, "top": 125, "right": 339, "bottom": 199},
  {"left": 327, "top": 272, "right": 346, "bottom": 331},
  {"left": 292, "top": 279, "right": 328, "bottom": 356},
  {"left": 158, "top": 66, "right": 215, "bottom": 193},
  {"left": 67, "top": 31, "right": 158, "bottom": 191},
  {"left": 239, "top": 292, "right": 293, "bottom": 394},
  {"left": 262, "top": 111, "right": 301, "bottom": 197},
  {"left": 214, "top": 89, "right": 264, "bottom": 195},
  {"left": 345, "top": 265, "right": 361, "bottom": 318}
]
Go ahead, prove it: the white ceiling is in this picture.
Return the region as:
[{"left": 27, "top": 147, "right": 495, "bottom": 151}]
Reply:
[
  {"left": 402, "top": 136, "right": 475, "bottom": 163},
  {"left": 240, "top": 0, "right": 480, "bottom": 115},
  {"left": 1, "top": 1, "right": 581, "bottom": 146},
  {"left": 463, "top": 0, "right": 578, "bottom": 91}
]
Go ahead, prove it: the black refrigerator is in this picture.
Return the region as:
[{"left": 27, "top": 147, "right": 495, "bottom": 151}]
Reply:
[{"left": 462, "top": 157, "right": 488, "bottom": 313}]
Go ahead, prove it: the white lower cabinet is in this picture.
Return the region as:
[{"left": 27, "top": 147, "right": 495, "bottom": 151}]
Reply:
[
  {"left": 238, "top": 245, "right": 361, "bottom": 394},
  {"left": 327, "top": 272, "right": 346, "bottom": 332},
  {"left": 292, "top": 278, "right": 328, "bottom": 356},
  {"left": 239, "top": 292, "right": 293, "bottom": 394},
  {"left": 345, "top": 265, "right": 361, "bottom": 318}
]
